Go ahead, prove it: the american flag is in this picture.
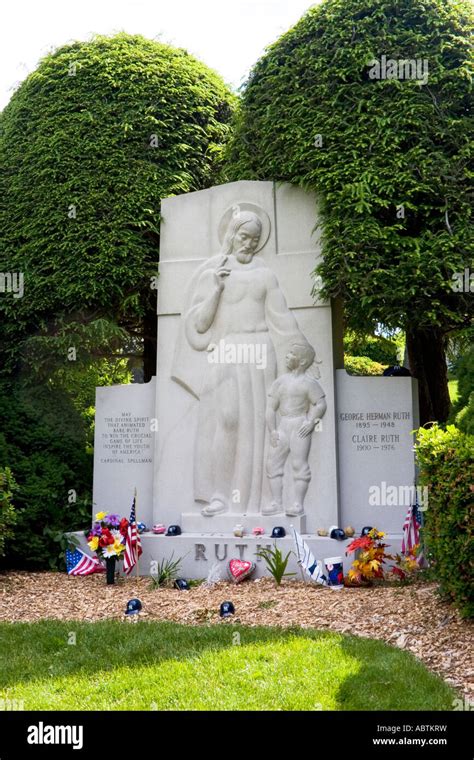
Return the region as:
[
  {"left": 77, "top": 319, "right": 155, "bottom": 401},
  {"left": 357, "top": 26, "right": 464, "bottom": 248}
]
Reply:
[
  {"left": 291, "top": 526, "right": 327, "bottom": 585},
  {"left": 401, "top": 503, "right": 422, "bottom": 557},
  {"left": 123, "top": 496, "right": 142, "bottom": 575},
  {"left": 66, "top": 548, "right": 104, "bottom": 576}
]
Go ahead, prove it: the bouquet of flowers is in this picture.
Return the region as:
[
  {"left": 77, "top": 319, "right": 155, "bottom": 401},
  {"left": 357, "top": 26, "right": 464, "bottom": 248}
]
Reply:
[{"left": 87, "top": 511, "right": 129, "bottom": 561}]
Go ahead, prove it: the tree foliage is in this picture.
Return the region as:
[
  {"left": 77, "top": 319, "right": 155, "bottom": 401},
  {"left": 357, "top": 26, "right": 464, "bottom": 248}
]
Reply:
[
  {"left": 0, "top": 33, "right": 235, "bottom": 375},
  {"left": 450, "top": 336, "right": 474, "bottom": 433},
  {"left": 226, "top": 0, "right": 473, "bottom": 420},
  {"left": 344, "top": 330, "right": 401, "bottom": 364}
]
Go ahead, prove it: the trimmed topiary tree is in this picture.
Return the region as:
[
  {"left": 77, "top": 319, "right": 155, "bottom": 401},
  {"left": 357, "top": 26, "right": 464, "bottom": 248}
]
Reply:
[
  {"left": 227, "top": 0, "right": 473, "bottom": 424},
  {"left": 0, "top": 33, "right": 235, "bottom": 380}
]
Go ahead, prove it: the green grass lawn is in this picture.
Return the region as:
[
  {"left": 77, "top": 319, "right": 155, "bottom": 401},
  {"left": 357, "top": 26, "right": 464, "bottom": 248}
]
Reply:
[{"left": 0, "top": 621, "right": 455, "bottom": 711}]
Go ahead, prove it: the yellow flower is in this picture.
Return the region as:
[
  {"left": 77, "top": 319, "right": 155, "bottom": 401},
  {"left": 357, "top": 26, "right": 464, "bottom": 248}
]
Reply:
[
  {"left": 95, "top": 511, "right": 108, "bottom": 521},
  {"left": 88, "top": 536, "right": 99, "bottom": 551},
  {"left": 114, "top": 539, "right": 125, "bottom": 554}
]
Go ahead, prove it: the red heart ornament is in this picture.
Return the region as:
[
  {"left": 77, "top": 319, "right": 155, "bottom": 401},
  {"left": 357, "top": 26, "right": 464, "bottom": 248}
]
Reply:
[{"left": 228, "top": 559, "right": 256, "bottom": 584}]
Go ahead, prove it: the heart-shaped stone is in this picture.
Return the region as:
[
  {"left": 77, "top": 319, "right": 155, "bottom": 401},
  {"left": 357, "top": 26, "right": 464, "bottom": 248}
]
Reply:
[{"left": 228, "top": 558, "right": 256, "bottom": 584}]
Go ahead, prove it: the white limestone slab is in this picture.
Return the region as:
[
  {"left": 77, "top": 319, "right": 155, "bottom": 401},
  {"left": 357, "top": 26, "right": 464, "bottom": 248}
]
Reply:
[
  {"left": 92, "top": 379, "right": 156, "bottom": 527},
  {"left": 336, "top": 370, "right": 419, "bottom": 534}
]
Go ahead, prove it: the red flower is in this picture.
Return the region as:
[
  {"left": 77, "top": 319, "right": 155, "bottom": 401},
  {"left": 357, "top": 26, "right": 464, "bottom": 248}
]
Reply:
[
  {"left": 99, "top": 528, "right": 114, "bottom": 547},
  {"left": 119, "top": 518, "right": 129, "bottom": 536}
]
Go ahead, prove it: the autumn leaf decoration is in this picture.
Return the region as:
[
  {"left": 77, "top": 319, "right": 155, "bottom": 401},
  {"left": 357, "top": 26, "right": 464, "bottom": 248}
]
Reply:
[
  {"left": 346, "top": 529, "right": 391, "bottom": 584},
  {"left": 390, "top": 546, "right": 421, "bottom": 580}
]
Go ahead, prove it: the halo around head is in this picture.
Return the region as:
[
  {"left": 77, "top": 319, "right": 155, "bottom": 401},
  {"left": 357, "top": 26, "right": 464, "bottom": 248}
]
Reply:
[{"left": 218, "top": 202, "right": 271, "bottom": 254}]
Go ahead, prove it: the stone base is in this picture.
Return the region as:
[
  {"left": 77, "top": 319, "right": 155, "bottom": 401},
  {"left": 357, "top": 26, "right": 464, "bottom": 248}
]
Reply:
[
  {"left": 69, "top": 531, "right": 404, "bottom": 580},
  {"left": 139, "top": 533, "right": 344, "bottom": 579},
  {"left": 136, "top": 533, "right": 404, "bottom": 579},
  {"left": 180, "top": 513, "right": 306, "bottom": 534}
]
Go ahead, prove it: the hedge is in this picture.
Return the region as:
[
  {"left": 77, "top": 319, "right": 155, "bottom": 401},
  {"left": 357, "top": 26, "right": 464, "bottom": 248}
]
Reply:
[
  {"left": 0, "top": 381, "right": 92, "bottom": 569},
  {"left": 344, "top": 355, "right": 385, "bottom": 376},
  {"left": 0, "top": 467, "right": 17, "bottom": 557},
  {"left": 344, "top": 332, "right": 400, "bottom": 365},
  {"left": 415, "top": 424, "right": 473, "bottom": 617}
]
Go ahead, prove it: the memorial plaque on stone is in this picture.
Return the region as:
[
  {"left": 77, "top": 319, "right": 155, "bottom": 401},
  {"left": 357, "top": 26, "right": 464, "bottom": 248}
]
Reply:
[
  {"left": 336, "top": 371, "right": 419, "bottom": 534},
  {"left": 93, "top": 380, "right": 156, "bottom": 527}
]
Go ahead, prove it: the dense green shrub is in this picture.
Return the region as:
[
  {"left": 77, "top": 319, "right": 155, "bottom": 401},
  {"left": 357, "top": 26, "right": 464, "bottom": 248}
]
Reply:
[
  {"left": 344, "top": 332, "right": 400, "bottom": 365},
  {"left": 344, "top": 355, "right": 385, "bottom": 375},
  {"left": 0, "top": 351, "right": 131, "bottom": 569},
  {"left": 0, "top": 381, "right": 92, "bottom": 569},
  {"left": 415, "top": 424, "right": 473, "bottom": 617},
  {"left": 0, "top": 467, "right": 17, "bottom": 556}
]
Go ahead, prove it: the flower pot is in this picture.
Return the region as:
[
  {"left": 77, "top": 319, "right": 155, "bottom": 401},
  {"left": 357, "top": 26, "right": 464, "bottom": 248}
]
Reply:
[
  {"left": 323, "top": 556, "right": 344, "bottom": 589},
  {"left": 106, "top": 556, "right": 117, "bottom": 585}
]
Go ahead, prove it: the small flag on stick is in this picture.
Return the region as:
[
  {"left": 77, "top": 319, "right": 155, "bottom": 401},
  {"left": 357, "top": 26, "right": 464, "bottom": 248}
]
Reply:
[
  {"left": 124, "top": 494, "right": 142, "bottom": 575},
  {"left": 402, "top": 503, "right": 423, "bottom": 563},
  {"left": 291, "top": 526, "right": 327, "bottom": 585},
  {"left": 66, "top": 548, "right": 104, "bottom": 576}
]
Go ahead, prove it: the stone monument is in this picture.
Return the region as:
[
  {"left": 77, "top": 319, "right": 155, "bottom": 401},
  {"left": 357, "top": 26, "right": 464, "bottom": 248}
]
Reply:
[
  {"left": 90, "top": 180, "right": 419, "bottom": 579},
  {"left": 153, "top": 181, "right": 339, "bottom": 537}
]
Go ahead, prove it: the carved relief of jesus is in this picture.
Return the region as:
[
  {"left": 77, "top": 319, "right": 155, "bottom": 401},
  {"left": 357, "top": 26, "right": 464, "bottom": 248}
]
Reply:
[{"left": 171, "top": 205, "right": 320, "bottom": 516}]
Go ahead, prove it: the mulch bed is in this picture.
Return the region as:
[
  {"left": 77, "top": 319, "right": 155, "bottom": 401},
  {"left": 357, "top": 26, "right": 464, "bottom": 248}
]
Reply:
[{"left": 1, "top": 571, "right": 472, "bottom": 698}]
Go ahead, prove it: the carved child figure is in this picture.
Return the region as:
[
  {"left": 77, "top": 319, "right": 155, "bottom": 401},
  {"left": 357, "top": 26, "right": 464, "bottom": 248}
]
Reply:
[{"left": 265, "top": 342, "right": 326, "bottom": 516}]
